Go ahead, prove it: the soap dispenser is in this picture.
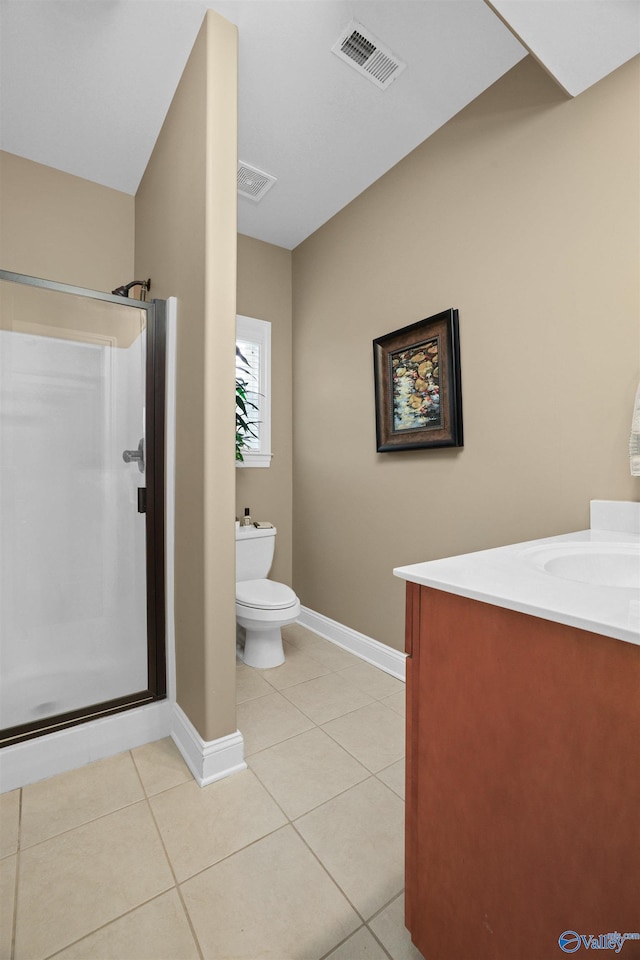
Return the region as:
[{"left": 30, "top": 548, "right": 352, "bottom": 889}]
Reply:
[{"left": 241, "top": 507, "right": 253, "bottom": 527}]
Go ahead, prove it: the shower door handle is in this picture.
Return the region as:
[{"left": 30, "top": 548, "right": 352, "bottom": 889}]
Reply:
[{"left": 122, "top": 438, "right": 145, "bottom": 473}]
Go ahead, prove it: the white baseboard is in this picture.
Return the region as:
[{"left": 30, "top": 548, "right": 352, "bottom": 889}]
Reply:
[
  {"left": 0, "top": 700, "right": 172, "bottom": 793},
  {"left": 171, "top": 704, "right": 247, "bottom": 787},
  {"left": 1, "top": 701, "right": 247, "bottom": 794},
  {"left": 297, "top": 606, "right": 407, "bottom": 681}
]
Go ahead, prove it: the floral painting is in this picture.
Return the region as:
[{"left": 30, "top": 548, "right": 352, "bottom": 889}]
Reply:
[
  {"left": 390, "top": 336, "right": 441, "bottom": 431},
  {"left": 373, "top": 309, "right": 463, "bottom": 452}
]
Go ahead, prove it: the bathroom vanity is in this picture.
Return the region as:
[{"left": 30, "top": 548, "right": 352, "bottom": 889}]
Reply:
[{"left": 394, "top": 502, "right": 640, "bottom": 960}]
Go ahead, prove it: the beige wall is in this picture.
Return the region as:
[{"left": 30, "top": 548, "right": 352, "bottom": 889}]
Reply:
[
  {"left": 135, "top": 10, "right": 238, "bottom": 741},
  {"left": 236, "top": 234, "right": 293, "bottom": 586},
  {"left": 292, "top": 55, "right": 640, "bottom": 652},
  {"left": 0, "top": 151, "right": 134, "bottom": 290}
]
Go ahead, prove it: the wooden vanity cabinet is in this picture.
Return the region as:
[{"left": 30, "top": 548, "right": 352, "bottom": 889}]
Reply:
[{"left": 404, "top": 583, "right": 640, "bottom": 960}]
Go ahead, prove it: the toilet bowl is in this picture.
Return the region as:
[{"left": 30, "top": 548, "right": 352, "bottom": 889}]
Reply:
[
  {"left": 236, "top": 579, "right": 300, "bottom": 668},
  {"left": 236, "top": 525, "right": 300, "bottom": 669}
]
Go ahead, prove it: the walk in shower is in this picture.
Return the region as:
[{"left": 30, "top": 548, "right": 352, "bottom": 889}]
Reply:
[{"left": 0, "top": 271, "right": 166, "bottom": 748}]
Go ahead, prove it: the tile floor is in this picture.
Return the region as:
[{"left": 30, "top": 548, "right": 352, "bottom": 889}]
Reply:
[{"left": 0, "top": 624, "right": 425, "bottom": 960}]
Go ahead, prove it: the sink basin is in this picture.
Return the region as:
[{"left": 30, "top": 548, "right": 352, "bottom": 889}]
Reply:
[{"left": 526, "top": 543, "right": 640, "bottom": 589}]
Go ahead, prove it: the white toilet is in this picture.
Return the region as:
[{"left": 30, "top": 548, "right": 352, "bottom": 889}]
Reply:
[{"left": 236, "top": 524, "right": 300, "bottom": 669}]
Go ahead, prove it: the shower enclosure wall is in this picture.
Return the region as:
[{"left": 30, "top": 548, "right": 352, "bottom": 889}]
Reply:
[{"left": 0, "top": 271, "right": 166, "bottom": 748}]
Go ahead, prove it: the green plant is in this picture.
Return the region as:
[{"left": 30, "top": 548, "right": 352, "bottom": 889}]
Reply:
[{"left": 236, "top": 346, "right": 258, "bottom": 462}]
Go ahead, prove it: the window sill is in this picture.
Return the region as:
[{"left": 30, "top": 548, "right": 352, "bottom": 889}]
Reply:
[{"left": 236, "top": 452, "right": 272, "bottom": 468}]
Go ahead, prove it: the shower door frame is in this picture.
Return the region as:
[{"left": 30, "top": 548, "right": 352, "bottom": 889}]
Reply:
[{"left": 0, "top": 270, "right": 167, "bottom": 747}]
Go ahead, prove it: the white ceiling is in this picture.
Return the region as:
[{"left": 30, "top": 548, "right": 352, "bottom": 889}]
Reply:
[{"left": 1, "top": 1, "right": 638, "bottom": 250}]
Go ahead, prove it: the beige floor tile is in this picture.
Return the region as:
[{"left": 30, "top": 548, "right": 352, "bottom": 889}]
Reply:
[
  {"left": 14, "top": 801, "right": 173, "bottom": 960},
  {"left": 280, "top": 623, "right": 318, "bottom": 648},
  {"left": 0, "top": 854, "right": 16, "bottom": 959},
  {"left": 295, "top": 777, "right": 404, "bottom": 920},
  {"left": 281, "top": 625, "right": 363, "bottom": 670},
  {"left": 322, "top": 701, "right": 405, "bottom": 773},
  {"left": 51, "top": 890, "right": 200, "bottom": 960},
  {"left": 281, "top": 671, "right": 375, "bottom": 725},
  {"left": 369, "top": 894, "right": 426, "bottom": 960},
  {"left": 258, "top": 643, "right": 332, "bottom": 690},
  {"left": 0, "top": 788, "right": 20, "bottom": 858},
  {"left": 131, "top": 738, "right": 192, "bottom": 797},
  {"left": 149, "top": 769, "right": 286, "bottom": 883},
  {"left": 249, "top": 728, "right": 369, "bottom": 820},
  {"left": 381, "top": 690, "right": 406, "bottom": 717},
  {"left": 325, "top": 926, "right": 390, "bottom": 960},
  {"left": 20, "top": 753, "right": 145, "bottom": 848},
  {"left": 301, "top": 638, "right": 363, "bottom": 672},
  {"left": 236, "top": 661, "right": 274, "bottom": 703},
  {"left": 337, "top": 663, "right": 405, "bottom": 700},
  {"left": 377, "top": 759, "right": 405, "bottom": 800},
  {"left": 181, "top": 825, "right": 360, "bottom": 959},
  {"left": 237, "top": 691, "right": 315, "bottom": 756}
]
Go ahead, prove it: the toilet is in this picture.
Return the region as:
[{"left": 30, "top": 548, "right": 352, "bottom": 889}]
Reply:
[{"left": 236, "top": 524, "right": 300, "bottom": 669}]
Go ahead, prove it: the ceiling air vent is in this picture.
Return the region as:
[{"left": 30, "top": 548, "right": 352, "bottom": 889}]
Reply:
[
  {"left": 237, "top": 163, "right": 277, "bottom": 202},
  {"left": 331, "top": 20, "right": 406, "bottom": 90}
]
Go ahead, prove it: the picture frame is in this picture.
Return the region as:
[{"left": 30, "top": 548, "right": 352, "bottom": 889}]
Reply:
[{"left": 373, "top": 308, "right": 463, "bottom": 452}]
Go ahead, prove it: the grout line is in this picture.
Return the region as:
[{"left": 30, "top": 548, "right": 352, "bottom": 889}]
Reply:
[
  {"left": 16, "top": 751, "right": 158, "bottom": 853},
  {"left": 276, "top": 688, "right": 377, "bottom": 727},
  {"left": 173, "top": 820, "right": 290, "bottom": 888},
  {"left": 128, "top": 746, "right": 147, "bottom": 793},
  {"left": 165, "top": 797, "right": 402, "bottom": 960},
  {"left": 372, "top": 771, "right": 405, "bottom": 802},
  {"left": 366, "top": 889, "right": 406, "bottom": 924},
  {"left": 239, "top": 691, "right": 316, "bottom": 760},
  {"left": 240, "top": 644, "right": 398, "bottom": 936},
  {"left": 248, "top": 751, "right": 369, "bottom": 823},
  {"left": 169, "top": 814, "right": 368, "bottom": 960},
  {"left": 288, "top": 787, "right": 405, "bottom": 929},
  {"left": 242, "top": 763, "right": 300, "bottom": 823},
  {"left": 143, "top": 787, "right": 181, "bottom": 890},
  {"left": 41, "top": 890, "right": 189, "bottom": 960},
  {"left": 235, "top": 650, "right": 380, "bottom": 928},
  {"left": 39, "top": 752, "right": 185, "bottom": 957},
  {"left": 174, "top": 885, "right": 206, "bottom": 960},
  {"left": 139, "top": 778, "right": 206, "bottom": 960},
  {"left": 315, "top": 921, "right": 396, "bottom": 960},
  {"left": 316, "top": 924, "right": 367, "bottom": 960},
  {"left": 280, "top": 629, "right": 365, "bottom": 667},
  {"left": 16, "top": 787, "right": 23, "bottom": 853},
  {"left": 242, "top": 668, "right": 401, "bottom": 729},
  {"left": 15, "top": 794, "right": 151, "bottom": 854},
  {"left": 365, "top": 891, "right": 414, "bottom": 960},
  {"left": 240, "top": 639, "right": 405, "bottom": 803},
  {"left": 289, "top": 816, "right": 369, "bottom": 926},
  {"left": 21, "top": 751, "right": 187, "bottom": 958},
  {"left": 133, "top": 775, "right": 194, "bottom": 801},
  {"left": 237, "top": 636, "right": 407, "bottom": 952},
  {"left": 317, "top": 715, "right": 404, "bottom": 776},
  {"left": 127, "top": 746, "right": 193, "bottom": 802},
  {"left": 365, "top": 923, "right": 396, "bottom": 960}
]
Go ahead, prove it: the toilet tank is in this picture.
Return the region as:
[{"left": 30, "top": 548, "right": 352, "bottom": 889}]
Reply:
[{"left": 236, "top": 525, "right": 276, "bottom": 581}]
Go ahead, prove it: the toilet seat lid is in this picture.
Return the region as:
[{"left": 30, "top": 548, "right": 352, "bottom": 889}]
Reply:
[{"left": 236, "top": 579, "right": 298, "bottom": 611}]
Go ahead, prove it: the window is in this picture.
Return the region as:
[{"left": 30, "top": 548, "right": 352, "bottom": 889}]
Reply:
[{"left": 236, "top": 315, "right": 271, "bottom": 467}]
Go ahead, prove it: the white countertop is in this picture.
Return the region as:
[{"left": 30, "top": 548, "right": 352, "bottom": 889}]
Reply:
[{"left": 394, "top": 527, "right": 640, "bottom": 646}]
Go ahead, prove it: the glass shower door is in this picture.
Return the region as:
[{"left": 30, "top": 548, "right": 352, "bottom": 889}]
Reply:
[{"left": 0, "top": 274, "right": 165, "bottom": 742}]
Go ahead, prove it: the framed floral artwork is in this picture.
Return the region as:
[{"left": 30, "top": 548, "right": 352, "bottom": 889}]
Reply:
[{"left": 373, "top": 308, "right": 463, "bottom": 452}]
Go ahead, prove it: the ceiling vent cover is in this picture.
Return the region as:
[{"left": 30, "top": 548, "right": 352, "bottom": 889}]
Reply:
[
  {"left": 237, "top": 162, "right": 277, "bottom": 202},
  {"left": 331, "top": 20, "right": 406, "bottom": 89}
]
